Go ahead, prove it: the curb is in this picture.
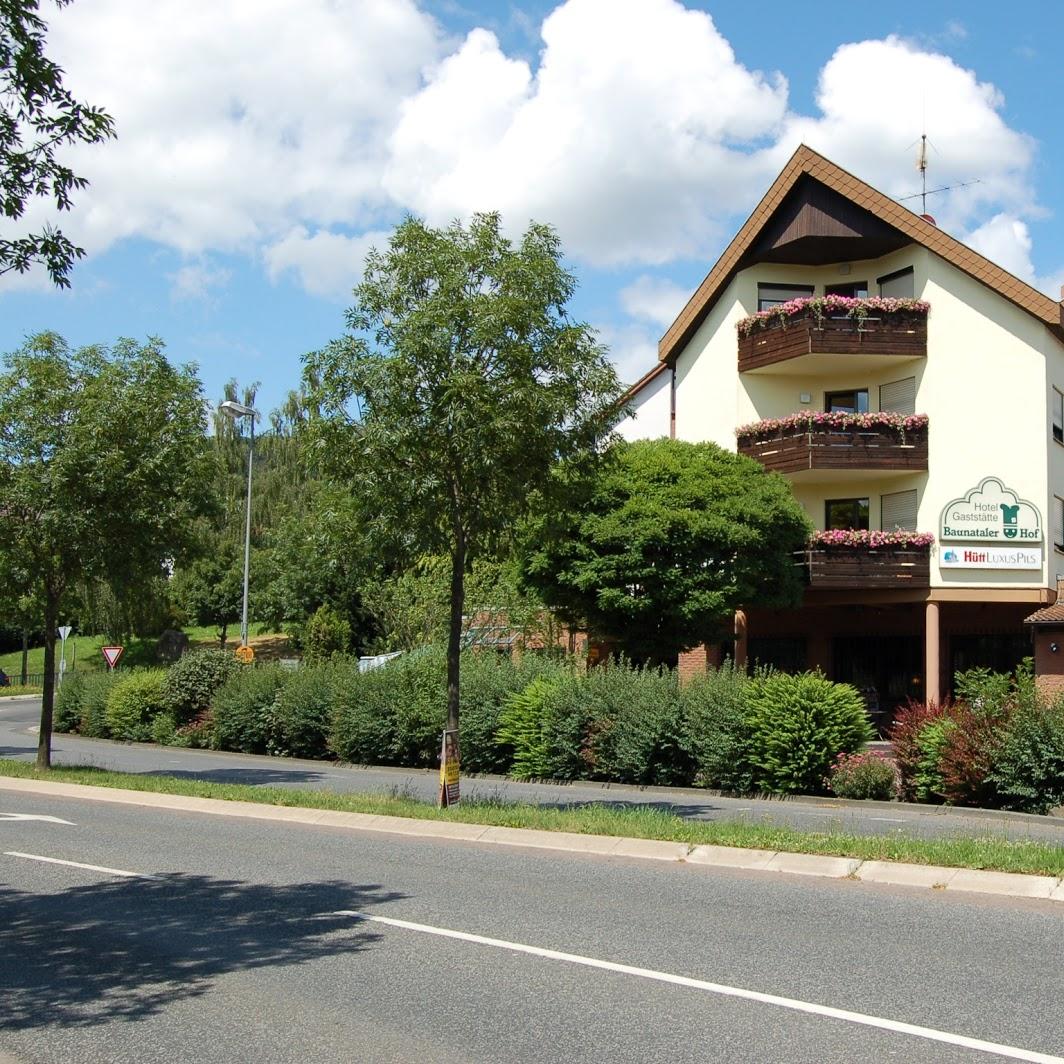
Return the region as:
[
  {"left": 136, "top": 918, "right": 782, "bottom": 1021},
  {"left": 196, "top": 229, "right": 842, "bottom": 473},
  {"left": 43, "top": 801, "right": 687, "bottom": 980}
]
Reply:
[{"left": 2, "top": 776, "right": 1062, "bottom": 904}]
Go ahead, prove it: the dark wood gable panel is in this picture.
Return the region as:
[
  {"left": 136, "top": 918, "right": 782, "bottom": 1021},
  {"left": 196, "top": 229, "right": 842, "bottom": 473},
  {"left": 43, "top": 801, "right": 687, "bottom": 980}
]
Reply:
[{"left": 744, "top": 176, "right": 911, "bottom": 265}]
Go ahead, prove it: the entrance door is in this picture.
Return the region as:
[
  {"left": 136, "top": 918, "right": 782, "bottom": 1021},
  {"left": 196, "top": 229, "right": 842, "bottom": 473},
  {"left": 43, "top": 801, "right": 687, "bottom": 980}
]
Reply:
[{"left": 832, "top": 635, "right": 923, "bottom": 734}]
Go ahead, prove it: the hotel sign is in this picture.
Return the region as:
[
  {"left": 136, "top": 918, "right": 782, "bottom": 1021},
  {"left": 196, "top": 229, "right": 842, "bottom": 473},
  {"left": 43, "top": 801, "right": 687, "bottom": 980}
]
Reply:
[
  {"left": 940, "top": 477, "right": 1042, "bottom": 543},
  {"left": 940, "top": 546, "right": 1042, "bottom": 570}
]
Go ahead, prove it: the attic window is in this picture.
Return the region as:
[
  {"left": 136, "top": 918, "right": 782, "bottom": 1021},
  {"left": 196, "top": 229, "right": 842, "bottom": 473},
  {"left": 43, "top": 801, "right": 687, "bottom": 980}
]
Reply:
[
  {"left": 877, "top": 267, "right": 914, "bottom": 299},
  {"left": 757, "top": 283, "right": 814, "bottom": 311}
]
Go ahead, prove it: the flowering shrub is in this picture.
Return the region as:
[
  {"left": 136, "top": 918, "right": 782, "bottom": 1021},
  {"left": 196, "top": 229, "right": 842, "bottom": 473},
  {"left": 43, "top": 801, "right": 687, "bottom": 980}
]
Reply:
[
  {"left": 825, "top": 751, "right": 897, "bottom": 800},
  {"left": 737, "top": 295, "right": 930, "bottom": 338},
  {"left": 736, "top": 411, "right": 928, "bottom": 440},
  {"left": 809, "top": 529, "right": 935, "bottom": 550}
]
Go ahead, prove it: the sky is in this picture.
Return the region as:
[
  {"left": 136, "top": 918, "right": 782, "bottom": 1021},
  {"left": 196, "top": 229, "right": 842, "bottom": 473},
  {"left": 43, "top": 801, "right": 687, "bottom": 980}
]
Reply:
[{"left": 2, "top": 0, "right": 1063, "bottom": 416}]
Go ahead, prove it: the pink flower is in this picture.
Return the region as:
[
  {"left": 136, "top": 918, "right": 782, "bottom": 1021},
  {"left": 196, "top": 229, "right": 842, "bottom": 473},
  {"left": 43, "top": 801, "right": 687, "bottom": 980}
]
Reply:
[
  {"left": 736, "top": 296, "right": 930, "bottom": 338},
  {"left": 807, "top": 529, "right": 935, "bottom": 550},
  {"left": 736, "top": 412, "right": 928, "bottom": 440}
]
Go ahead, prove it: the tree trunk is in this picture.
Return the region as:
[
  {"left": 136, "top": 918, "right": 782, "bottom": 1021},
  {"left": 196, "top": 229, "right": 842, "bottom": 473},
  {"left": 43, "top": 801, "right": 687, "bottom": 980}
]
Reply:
[
  {"left": 218, "top": 623, "right": 228, "bottom": 648},
  {"left": 446, "top": 530, "right": 466, "bottom": 735},
  {"left": 20, "top": 628, "right": 28, "bottom": 686},
  {"left": 37, "top": 595, "right": 58, "bottom": 770}
]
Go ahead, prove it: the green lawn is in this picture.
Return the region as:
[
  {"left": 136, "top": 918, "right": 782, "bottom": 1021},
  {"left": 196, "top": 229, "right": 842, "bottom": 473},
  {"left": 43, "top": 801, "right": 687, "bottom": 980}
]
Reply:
[
  {"left": 0, "top": 625, "right": 288, "bottom": 675},
  {"left": 4, "top": 760, "right": 1064, "bottom": 878}
]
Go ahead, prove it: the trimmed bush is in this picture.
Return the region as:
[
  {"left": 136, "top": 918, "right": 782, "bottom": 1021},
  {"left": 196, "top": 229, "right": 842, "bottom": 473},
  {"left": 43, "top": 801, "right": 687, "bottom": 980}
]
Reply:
[
  {"left": 988, "top": 699, "right": 1064, "bottom": 814},
  {"left": 680, "top": 663, "right": 752, "bottom": 792},
  {"left": 54, "top": 674, "right": 86, "bottom": 733},
  {"left": 270, "top": 663, "right": 341, "bottom": 759},
  {"left": 329, "top": 649, "right": 446, "bottom": 766},
  {"left": 162, "top": 648, "right": 239, "bottom": 724},
  {"left": 744, "top": 672, "right": 872, "bottom": 795},
  {"left": 826, "top": 751, "right": 897, "bottom": 800},
  {"left": 150, "top": 710, "right": 178, "bottom": 745},
  {"left": 890, "top": 699, "right": 949, "bottom": 803},
  {"left": 77, "top": 672, "right": 122, "bottom": 738},
  {"left": 496, "top": 677, "right": 559, "bottom": 780},
  {"left": 105, "top": 669, "right": 169, "bottom": 741},
  {"left": 211, "top": 667, "right": 285, "bottom": 754}
]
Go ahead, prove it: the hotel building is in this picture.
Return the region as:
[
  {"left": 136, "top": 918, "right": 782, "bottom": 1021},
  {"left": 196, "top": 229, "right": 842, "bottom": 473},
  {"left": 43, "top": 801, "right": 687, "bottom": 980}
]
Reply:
[{"left": 618, "top": 146, "right": 1064, "bottom": 723}]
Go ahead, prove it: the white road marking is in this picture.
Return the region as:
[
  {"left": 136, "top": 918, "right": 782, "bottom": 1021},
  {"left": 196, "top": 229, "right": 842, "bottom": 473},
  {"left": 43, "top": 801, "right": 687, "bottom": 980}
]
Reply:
[
  {"left": 0, "top": 813, "right": 75, "bottom": 825},
  {"left": 868, "top": 817, "right": 909, "bottom": 823},
  {"left": 335, "top": 910, "right": 1064, "bottom": 1064},
  {"left": 4, "top": 851, "right": 155, "bottom": 879}
]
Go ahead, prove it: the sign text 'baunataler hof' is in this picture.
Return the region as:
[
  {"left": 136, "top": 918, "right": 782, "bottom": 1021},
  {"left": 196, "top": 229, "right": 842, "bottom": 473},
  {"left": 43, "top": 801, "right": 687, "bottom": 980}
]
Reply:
[{"left": 939, "top": 476, "right": 1043, "bottom": 570}]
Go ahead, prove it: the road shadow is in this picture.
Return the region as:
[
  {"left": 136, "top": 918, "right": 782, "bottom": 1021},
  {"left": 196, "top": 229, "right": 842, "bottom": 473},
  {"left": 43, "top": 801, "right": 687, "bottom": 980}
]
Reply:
[
  {"left": 0, "top": 745, "right": 36, "bottom": 757},
  {"left": 142, "top": 767, "right": 332, "bottom": 787},
  {"left": 0, "top": 873, "right": 404, "bottom": 1031}
]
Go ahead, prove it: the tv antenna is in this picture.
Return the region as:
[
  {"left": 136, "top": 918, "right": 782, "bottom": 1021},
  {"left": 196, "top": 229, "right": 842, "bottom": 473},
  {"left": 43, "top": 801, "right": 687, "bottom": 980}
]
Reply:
[{"left": 899, "top": 133, "right": 981, "bottom": 216}]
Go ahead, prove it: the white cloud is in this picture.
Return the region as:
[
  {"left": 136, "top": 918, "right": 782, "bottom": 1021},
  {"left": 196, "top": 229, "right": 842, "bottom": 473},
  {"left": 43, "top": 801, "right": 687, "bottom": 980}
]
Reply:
[
  {"left": 619, "top": 275, "right": 689, "bottom": 329},
  {"left": 964, "top": 214, "right": 1064, "bottom": 299},
  {"left": 384, "top": 0, "right": 788, "bottom": 265},
  {"left": 264, "top": 228, "right": 390, "bottom": 299},
  {"left": 5, "top": 1, "right": 1057, "bottom": 308},
  {"left": 772, "top": 37, "right": 1036, "bottom": 235},
  {"left": 170, "top": 259, "right": 232, "bottom": 303},
  {"left": 595, "top": 321, "right": 660, "bottom": 385},
  {"left": 33, "top": 0, "right": 441, "bottom": 261}
]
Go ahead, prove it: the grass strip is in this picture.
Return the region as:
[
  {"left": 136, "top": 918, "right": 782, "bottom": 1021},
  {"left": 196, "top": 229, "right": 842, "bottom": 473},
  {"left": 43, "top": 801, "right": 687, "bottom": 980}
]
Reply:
[{"left": 2, "top": 758, "right": 1063, "bottom": 877}]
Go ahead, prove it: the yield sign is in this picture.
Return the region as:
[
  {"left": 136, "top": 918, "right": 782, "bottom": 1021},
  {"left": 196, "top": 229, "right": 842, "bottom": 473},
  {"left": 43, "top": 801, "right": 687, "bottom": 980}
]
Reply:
[{"left": 101, "top": 646, "right": 124, "bottom": 669}]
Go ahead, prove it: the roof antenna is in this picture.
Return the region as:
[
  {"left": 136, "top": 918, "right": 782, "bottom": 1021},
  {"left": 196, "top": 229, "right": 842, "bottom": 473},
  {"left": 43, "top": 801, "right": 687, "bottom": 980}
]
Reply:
[{"left": 899, "top": 131, "right": 982, "bottom": 220}]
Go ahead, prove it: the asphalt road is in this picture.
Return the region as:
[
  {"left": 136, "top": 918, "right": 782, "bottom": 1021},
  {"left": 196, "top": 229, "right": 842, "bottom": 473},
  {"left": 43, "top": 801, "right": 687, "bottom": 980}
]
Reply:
[
  {"left": 4, "top": 695, "right": 1064, "bottom": 844},
  {"left": 2, "top": 789, "right": 1064, "bottom": 1063}
]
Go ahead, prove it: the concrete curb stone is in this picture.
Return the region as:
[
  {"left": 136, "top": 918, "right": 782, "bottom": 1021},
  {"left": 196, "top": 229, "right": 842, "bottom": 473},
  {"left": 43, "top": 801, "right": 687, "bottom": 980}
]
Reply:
[{"left": 2, "top": 775, "right": 1062, "bottom": 905}]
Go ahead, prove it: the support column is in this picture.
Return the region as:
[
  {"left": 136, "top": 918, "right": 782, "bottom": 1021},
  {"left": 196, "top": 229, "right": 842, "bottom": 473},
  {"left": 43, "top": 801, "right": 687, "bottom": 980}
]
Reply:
[
  {"left": 925, "top": 600, "right": 940, "bottom": 706},
  {"left": 734, "top": 610, "right": 748, "bottom": 670}
]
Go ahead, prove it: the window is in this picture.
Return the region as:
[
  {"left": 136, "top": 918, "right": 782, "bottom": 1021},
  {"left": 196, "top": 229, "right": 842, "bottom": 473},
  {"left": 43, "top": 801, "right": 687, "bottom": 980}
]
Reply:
[
  {"left": 825, "top": 497, "right": 870, "bottom": 530},
  {"left": 757, "top": 282, "right": 814, "bottom": 311},
  {"left": 1054, "top": 388, "right": 1063, "bottom": 444},
  {"left": 882, "top": 490, "right": 918, "bottom": 531},
  {"left": 825, "top": 282, "right": 868, "bottom": 299},
  {"left": 1055, "top": 497, "right": 1064, "bottom": 552},
  {"left": 825, "top": 389, "right": 869, "bottom": 414},
  {"left": 880, "top": 377, "right": 916, "bottom": 416},
  {"left": 877, "top": 267, "right": 915, "bottom": 298}
]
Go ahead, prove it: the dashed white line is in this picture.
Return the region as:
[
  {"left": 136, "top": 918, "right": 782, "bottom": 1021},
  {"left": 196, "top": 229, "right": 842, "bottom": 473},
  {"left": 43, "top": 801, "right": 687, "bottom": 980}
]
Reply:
[
  {"left": 335, "top": 910, "right": 1064, "bottom": 1064},
  {"left": 4, "top": 851, "right": 155, "bottom": 879}
]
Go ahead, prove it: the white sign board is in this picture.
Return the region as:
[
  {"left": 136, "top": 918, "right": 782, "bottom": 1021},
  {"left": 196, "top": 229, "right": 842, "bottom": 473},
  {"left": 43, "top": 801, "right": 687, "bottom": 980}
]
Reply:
[
  {"left": 940, "top": 546, "right": 1043, "bottom": 570},
  {"left": 940, "top": 477, "right": 1042, "bottom": 543},
  {"left": 58, "top": 626, "right": 71, "bottom": 641}
]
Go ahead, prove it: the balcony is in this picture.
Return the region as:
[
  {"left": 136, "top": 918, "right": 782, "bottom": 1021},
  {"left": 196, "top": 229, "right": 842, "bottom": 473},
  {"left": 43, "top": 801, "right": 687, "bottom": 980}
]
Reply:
[
  {"left": 737, "top": 299, "right": 928, "bottom": 375},
  {"left": 737, "top": 414, "right": 928, "bottom": 481},
  {"left": 797, "top": 533, "right": 933, "bottom": 590}
]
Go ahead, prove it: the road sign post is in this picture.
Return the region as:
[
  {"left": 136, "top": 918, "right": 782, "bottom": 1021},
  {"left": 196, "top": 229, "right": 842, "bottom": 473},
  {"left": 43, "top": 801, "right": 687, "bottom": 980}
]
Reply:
[
  {"left": 101, "top": 646, "right": 124, "bottom": 671},
  {"left": 57, "top": 626, "right": 72, "bottom": 686}
]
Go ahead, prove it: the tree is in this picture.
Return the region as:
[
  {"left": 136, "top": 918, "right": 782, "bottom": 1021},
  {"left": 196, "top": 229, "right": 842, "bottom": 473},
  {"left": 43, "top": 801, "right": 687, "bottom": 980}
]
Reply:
[
  {"left": 0, "top": 332, "right": 213, "bottom": 767},
  {"left": 170, "top": 546, "right": 244, "bottom": 647},
  {"left": 519, "top": 437, "right": 812, "bottom": 664},
  {"left": 1, "top": 0, "right": 115, "bottom": 286},
  {"left": 306, "top": 212, "right": 622, "bottom": 759}
]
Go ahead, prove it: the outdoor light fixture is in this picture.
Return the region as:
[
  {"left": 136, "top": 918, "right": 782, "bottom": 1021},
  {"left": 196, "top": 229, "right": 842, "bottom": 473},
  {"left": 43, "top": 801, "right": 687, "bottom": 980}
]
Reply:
[
  {"left": 1051, "top": 642, "right": 1060, "bottom": 654},
  {"left": 219, "top": 400, "right": 259, "bottom": 648}
]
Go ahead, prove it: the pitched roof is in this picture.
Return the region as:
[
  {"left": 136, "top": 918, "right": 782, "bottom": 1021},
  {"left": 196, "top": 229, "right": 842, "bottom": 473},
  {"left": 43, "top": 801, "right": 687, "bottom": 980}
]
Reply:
[
  {"left": 658, "top": 144, "right": 1064, "bottom": 364},
  {"left": 1025, "top": 601, "right": 1064, "bottom": 626},
  {"left": 619, "top": 359, "right": 668, "bottom": 403}
]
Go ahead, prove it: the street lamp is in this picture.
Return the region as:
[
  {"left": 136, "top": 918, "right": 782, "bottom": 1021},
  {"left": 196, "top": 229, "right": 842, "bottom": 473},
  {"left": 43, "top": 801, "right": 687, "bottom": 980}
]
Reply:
[{"left": 219, "top": 400, "right": 258, "bottom": 648}]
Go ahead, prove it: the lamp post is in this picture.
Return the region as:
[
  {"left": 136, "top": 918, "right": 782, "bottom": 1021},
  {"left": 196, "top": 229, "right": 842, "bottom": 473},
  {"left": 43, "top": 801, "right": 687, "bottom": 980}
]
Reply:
[{"left": 219, "top": 400, "right": 258, "bottom": 648}]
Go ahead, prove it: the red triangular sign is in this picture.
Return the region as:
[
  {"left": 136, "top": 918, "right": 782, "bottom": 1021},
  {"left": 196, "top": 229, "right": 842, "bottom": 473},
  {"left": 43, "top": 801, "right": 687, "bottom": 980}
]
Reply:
[{"left": 101, "top": 646, "right": 124, "bottom": 669}]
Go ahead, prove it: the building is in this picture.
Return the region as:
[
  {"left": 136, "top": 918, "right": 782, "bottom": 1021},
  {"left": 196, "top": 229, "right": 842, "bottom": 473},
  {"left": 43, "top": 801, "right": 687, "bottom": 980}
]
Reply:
[{"left": 618, "top": 145, "right": 1064, "bottom": 721}]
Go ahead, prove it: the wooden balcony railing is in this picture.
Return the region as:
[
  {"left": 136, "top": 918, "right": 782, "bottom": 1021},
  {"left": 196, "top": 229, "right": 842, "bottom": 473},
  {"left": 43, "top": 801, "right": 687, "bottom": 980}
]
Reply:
[
  {"left": 738, "top": 313, "right": 927, "bottom": 373},
  {"left": 798, "top": 547, "right": 931, "bottom": 590},
  {"left": 738, "top": 423, "right": 928, "bottom": 475}
]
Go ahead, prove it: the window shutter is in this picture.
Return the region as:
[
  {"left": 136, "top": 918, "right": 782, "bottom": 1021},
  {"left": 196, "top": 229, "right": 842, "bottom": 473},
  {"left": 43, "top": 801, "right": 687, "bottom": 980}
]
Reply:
[
  {"left": 882, "top": 489, "right": 918, "bottom": 531},
  {"left": 880, "top": 377, "right": 916, "bottom": 415},
  {"left": 1055, "top": 498, "right": 1063, "bottom": 551}
]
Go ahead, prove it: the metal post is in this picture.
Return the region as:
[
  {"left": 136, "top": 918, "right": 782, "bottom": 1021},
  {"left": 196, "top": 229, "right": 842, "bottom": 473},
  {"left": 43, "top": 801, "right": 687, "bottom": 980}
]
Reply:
[{"left": 240, "top": 417, "right": 254, "bottom": 648}]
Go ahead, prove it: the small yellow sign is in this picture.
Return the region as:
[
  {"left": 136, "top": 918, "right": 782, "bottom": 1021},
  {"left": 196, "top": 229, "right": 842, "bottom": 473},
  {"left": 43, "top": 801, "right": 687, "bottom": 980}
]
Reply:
[
  {"left": 235, "top": 645, "right": 255, "bottom": 664},
  {"left": 439, "top": 729, "right": 460, "bottom": 807}
]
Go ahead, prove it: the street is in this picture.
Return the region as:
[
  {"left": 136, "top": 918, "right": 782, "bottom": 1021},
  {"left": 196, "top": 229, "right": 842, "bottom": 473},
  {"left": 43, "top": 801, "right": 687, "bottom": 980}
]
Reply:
[
  {"left": 4, "top": 695, "right": 1064, "bottom": 844},
  {"left": 2, "top": 787, "right": 1064, "bottom": 1063}
]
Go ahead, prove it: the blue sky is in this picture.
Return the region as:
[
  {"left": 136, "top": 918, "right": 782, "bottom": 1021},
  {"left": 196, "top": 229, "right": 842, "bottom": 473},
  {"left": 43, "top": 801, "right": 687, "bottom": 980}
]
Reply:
[{"left": 2, "top": 0, "right": 1062, "bottom": 417}]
